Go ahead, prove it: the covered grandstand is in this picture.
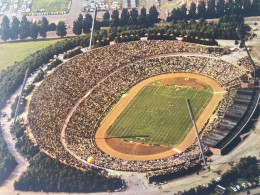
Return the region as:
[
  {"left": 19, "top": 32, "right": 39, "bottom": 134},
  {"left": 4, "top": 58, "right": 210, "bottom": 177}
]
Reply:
[{"left": 202, "top": 88, "right": 260, "bottom": 155}]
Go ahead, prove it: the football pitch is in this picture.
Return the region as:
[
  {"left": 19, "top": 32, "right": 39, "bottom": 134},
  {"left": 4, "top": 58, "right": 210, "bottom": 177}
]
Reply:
[
  {"left": 31, "top": 0, "right": 69, "bottom": 13},
  {"left": 106, "top": 81, "right": 213, "bottom": 146}
]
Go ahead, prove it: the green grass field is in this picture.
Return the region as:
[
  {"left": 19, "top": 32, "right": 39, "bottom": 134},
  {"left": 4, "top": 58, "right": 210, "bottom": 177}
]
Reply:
[
  {"left": 159, "top": 0, "right": 178, "bottom": 11},
  {"left": 106, "top": 81, "right": 213, "bottom": 146},
  {"left": 31, "top": 0, "right": 70, "bottom": 13},
  {"left": 0, "top": 39, "right": 62, "bottom": 72}
]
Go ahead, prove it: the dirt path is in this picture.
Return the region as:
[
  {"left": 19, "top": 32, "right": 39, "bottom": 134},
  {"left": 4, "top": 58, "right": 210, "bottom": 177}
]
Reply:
[
  {"left": 0, "top": 83, "right": 29, "bottom": 194},
  {"left": 95, "top": 73, "right": 225, "bottom": 161}
]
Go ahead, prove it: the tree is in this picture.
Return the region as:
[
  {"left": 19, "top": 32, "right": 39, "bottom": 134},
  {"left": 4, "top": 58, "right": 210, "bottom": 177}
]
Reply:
[
  {"left": 73, "top": 20, "right": 82, "bottom": 35},
  {"left": 20, "top": 15, "right": 30, "bottom": 40},
  {"left": 102, "top": 11, "right": 110, "bottom": 27},
  {"left": 78, "top": 14, "right": 84, "bottom": 31},
  {"left": 207, "top": 0, "right": 216, "bottom": 18},
  {"left": 78, "top": 14, "right": 83, "bottom": 27},
  {"left": 110, "top": 10, "right": 119, "bottom": 27},
  {"left": 39, "top": 17, "right": 48, "bottom": 38},
  {"left": 148, "top": 5, "right": 159, "bottom": 26},
  {"left": 171, "top": 8, "right": 181, "bottom": 21},
  {"left": 56, "top": 21, "right": 67, "bottom": 37},
  {"left": 250, "top": 0, "right": 259, "bottom": 16},
  {"left": 1, "top": 16, "right": 11, "bottom": 41},
  {"left": 216, "top": 0, "right": 225, "bottom": 17},
  {"left": 120, "top": 8, "right": 129, "bottom": 26},
  {"left": 242, "top": 0, "right": 252, "bottom": 16},
  {"left": 129, "top": 8, "right": 138, "bottom": 25},
  {"left": 234, "top": 0, "right": 243, "bottom": 14},
  {"left": 188, "top": 2, "right": 197, "bottom": 19},
  {"left": 180, "top": 4, "right": 187, "bottom": 20},
  {"left": 10, "top": 16, "right": 20, "bottom": 40},
  {"left": 73, "top": 14, "right": 84, "bottom": 35},
  {"left": 197, "top": 1, "right": 207, "bottom": 18},
  {"left": 225, "top": 0, "right": 234, "bottom": 15},
  {"left": 82, "top": 14, "right": 92, "bottom": 34},
  {"left": 30, "top": 22, "right": 39, "bottom": 40},
  {"left": 48, "top": 23, "right": 57, "bottom": 31},
  {"left": 138, "top": 7, "right": 147, "bottom": 26}
]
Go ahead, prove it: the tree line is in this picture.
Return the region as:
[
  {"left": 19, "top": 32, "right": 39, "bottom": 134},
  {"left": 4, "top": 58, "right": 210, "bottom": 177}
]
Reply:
[
  {"left": 72, "top": 5, "right": 160, "bottom": 36},
  {"left": 0, "top": 5, "right": 161, "bottom": 41},
  {"left": 92, "top": 13, "right": 248, "bottom": 46},
  {"left": 167, "top": 0, "right": 259, "bottom": 22},
  {"left": 0, "top": 15, "right": 70, "bottom": 42},
  {"left": 1, "top": 15, "right": 52, "bottom": 41}
]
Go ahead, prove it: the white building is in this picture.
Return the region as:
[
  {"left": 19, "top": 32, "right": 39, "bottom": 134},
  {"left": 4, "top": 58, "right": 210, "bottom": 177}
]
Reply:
[
  {"left": 130, "top": 0, "right": 136, "bottom": 8},
  {"left": 123, "top": 0, "right": 128, "bottom": 8}
]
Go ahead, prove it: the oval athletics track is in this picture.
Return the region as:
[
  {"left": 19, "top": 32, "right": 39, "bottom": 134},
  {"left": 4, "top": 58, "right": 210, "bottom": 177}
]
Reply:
[{"left": 95, "top": 73, "right": 225, "bottom": 161}]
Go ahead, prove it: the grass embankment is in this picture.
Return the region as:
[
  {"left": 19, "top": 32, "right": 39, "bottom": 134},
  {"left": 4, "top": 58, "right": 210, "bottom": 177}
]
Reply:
[
  {"left": 106, "top": 81, "right": 213, "bottom": 146},
  {"left": 0, "top": 39, "right": 62, "bottom": 72}
]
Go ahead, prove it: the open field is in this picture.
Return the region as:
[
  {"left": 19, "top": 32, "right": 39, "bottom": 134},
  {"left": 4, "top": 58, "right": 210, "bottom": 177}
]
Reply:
[
  {"left": 159, "top": 0, "right": 178, "bottom": 11},
  {"left": 31, "top": 0, "right": 70, "bottom": 13},
  {"left": 138, "top": 0, "right": 146, "bottom": 7},
  {"left": 106, "top": 80, "right": 213, "bottom": 146},
  {"left": 0, "top": 39, "right": 62, "bottom": 72}
]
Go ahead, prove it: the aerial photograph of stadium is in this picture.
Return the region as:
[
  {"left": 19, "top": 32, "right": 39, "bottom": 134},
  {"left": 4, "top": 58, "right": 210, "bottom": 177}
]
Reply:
[{"left": 0, "top": 0, "right": 260, "bottom": 194}]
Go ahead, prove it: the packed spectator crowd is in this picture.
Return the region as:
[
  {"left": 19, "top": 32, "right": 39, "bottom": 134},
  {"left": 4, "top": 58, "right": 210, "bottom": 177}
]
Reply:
[
  {"left": 237, "top": 56, "right": 260, "bottom": 72},
  {"left": 28, "top": 40, "right": 248, "bottom": 175}
]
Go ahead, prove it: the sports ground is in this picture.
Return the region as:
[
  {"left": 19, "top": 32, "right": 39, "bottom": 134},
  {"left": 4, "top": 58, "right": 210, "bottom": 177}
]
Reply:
[
  {"left": 95, "top": 73, "right": 225, "bottom": 161},
  {"left": 106, "top": 81, "right": 213, "bottom": 146}
]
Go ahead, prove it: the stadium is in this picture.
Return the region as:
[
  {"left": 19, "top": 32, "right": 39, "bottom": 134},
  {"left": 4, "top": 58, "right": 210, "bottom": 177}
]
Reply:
[{"left": 28, "top": 40, "right": 260, "bottom": 183}]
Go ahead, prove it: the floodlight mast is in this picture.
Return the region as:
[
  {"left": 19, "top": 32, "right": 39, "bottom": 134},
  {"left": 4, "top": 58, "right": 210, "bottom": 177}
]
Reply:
[
  {"left": 186, "top": 99, "right": 207, "bottom": 167},
  {"left": 236, "top": 28, "right": 256, "bottom": 79},
  {"left": 89, "top": 7, "right": 97, "bottom": 50},
  {"left": 14, "top": 68, "right": 29, "bottom": 124}
]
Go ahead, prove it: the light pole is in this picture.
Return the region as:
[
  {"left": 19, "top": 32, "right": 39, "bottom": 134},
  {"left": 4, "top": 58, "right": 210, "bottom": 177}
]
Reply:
[
  {"left": 236, "top": 28, "right": 256, "bottom": 79},
  {"left": 186, "top": 98, "right": 207, "bottom": 166},
  {"left": 13, "top": 68, "right": 29, "bottom": 124},
  {"left": 89, "top": 7, "right": 97, "bottom": 50}
]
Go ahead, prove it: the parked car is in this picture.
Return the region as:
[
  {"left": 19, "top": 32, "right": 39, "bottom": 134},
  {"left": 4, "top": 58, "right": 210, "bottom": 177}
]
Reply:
[
  {"left": 215, "top": 177, "right": 221, "bottom": 182},
  {"left": 230, "top": 186, "right": 237, "bottom": 192},
  {"left": 242, "top": 183, "right": 247, "bottom": 188}
]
